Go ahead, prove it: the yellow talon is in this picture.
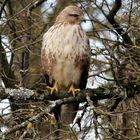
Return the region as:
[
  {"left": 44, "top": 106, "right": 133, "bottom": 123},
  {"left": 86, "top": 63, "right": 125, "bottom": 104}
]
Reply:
[
  {"left": 47, "top": 82, "right": 59, "bottom": 94},
  {"left": 68, "top": 84, "right": 80, "bottom": 96}
]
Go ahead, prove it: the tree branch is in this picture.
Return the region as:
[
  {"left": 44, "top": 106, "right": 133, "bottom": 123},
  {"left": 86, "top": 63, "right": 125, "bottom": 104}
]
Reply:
[
  {"left": 0, "top": 86, "right": 121, "bottom": 139},
  {"left": 0, "top": 87, "right": 119, "bottom": 103},
  {"left": 0, "top": 0, "right": 10, "bottom": 18},
  {"left": 0, "top": 98, "right": 62, "bottom": 139},
  {"left": 29, "top": 0, "right": 47, "bottom": 11},
  {"left": 106, "top": 0, "right": 134, "bottom": 47},
  {"left": 20, "top": 10, "right": 32, "bottom": 88}
]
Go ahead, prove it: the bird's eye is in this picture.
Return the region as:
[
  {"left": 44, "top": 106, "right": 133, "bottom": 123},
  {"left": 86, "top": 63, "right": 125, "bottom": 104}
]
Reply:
[{"left": 69, "top": 14, "right": 79, "bottom": 17}]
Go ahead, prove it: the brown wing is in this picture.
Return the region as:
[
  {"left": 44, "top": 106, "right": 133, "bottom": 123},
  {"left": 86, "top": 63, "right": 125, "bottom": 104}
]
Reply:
[{"left": 79, "top": 39, "right": 90, "bottom": 89}]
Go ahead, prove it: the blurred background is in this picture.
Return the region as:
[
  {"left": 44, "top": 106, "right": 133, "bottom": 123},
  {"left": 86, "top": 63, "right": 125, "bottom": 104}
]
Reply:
[{"left": 1, "top": 0, "right": 140, "bottom": 139}]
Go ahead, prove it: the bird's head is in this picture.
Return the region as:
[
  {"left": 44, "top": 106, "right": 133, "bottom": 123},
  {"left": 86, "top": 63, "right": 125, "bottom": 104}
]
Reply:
[{"left": 55, "top": 6, "right": 84, "bottom": 24}]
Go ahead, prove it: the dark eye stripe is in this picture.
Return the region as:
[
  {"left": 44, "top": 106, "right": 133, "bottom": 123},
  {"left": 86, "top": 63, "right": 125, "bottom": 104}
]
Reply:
[{"left": 69, "top": 14, "right": 79, "bottom": 17}]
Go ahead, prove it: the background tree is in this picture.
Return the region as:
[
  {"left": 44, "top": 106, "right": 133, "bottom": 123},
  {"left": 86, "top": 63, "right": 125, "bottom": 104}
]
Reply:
[{"left": 0, "top": 0, "right": 140, "bottom": 139}]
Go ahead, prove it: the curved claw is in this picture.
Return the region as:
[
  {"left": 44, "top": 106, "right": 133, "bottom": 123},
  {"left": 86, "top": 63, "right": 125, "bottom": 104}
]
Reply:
[
  {"left": 47, "top": 82, "right": 59, "bottom": 94},
  {"left": 68, "top": 84, "right": 80, "bottom": 96}
]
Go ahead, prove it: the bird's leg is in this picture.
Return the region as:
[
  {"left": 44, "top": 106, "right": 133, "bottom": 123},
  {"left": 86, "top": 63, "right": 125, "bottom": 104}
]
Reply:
[
  {"left": 47, "top": 82, "right": 59, "bottom": 94},
  {"left": 68, "top": 84, "right": 80, "bottom": 96}
]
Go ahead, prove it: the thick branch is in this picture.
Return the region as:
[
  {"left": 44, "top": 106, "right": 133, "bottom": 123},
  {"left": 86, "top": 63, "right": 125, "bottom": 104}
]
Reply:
[
  {"left": 0, "top": 87, "right": 119, "bottom": 103},
  {"left": 107, "top": 0, "right": 133, "bottom": 47},
  {"left": 107, "top": 0, "right": 121, "bottom": 22},
  {"left": 0, "top": 0, "right": 10, "bottom": 18}
]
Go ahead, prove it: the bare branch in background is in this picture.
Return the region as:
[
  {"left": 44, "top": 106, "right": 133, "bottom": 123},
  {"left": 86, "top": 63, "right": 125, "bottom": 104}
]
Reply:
[
  {"left": 0, "top": 0, "right": 10, "bottom": 18},
  {"left": 1, "top": 0, "right": 140, "bottom": 139}
]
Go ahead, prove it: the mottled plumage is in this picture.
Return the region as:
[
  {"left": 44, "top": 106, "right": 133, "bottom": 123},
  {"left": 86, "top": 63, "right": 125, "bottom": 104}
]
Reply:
[{"left": 41, "top": 6, "right": 90, "bottom": 124}]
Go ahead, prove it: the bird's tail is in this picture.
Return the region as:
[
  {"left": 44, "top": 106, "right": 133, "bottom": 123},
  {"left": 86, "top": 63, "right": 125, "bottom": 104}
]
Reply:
[{"left": 60, "top": 103, "right": 78, "bottom": 124}]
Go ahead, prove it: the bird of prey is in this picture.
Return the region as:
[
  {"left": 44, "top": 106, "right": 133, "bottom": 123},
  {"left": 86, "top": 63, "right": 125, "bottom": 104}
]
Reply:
[{"left": 41, "top": 5, "right": 91, "bottom": 124}]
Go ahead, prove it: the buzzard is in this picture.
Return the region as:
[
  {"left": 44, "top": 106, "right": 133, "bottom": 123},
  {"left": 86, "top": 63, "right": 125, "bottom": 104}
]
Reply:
[{"left": 41, "top": 5, "right": 91, "bottom": 124}]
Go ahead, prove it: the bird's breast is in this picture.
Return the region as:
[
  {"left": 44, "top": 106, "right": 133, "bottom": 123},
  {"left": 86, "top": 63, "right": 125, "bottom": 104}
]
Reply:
[{"left": 42, "top": 23, "right": 90, "bottom": 87}]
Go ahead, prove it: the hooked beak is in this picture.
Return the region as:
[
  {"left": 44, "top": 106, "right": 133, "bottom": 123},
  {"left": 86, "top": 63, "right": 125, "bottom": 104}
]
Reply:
[{"left": 80, "top": 14, "right": 86, "bottom": 23}]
